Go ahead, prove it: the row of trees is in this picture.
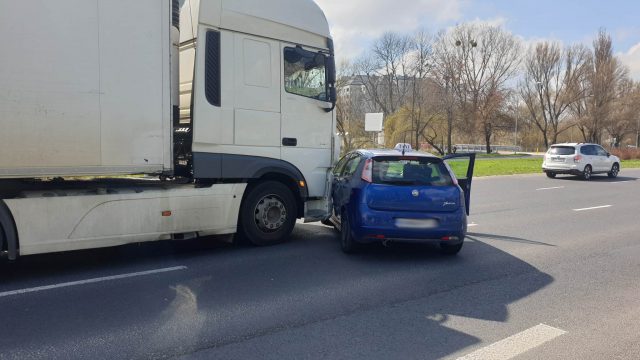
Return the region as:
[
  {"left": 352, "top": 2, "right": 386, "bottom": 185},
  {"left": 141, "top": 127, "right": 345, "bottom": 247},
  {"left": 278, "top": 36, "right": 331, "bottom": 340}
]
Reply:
[{"left": 336, "top": 25, "right": 640, "bottom": 154}]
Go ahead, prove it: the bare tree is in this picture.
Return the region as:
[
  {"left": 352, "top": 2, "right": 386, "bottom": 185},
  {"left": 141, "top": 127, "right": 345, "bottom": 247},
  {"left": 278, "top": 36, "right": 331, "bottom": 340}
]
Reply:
[
  {"left": 435, "top": 24, "right": 521, "bottom": 153},
  {"left": 335, "top": 61, "right": 370, "bottom": 153},
  {"left": 571, "top": 30, "right": 628, "bottom": 143},
  {"left": 354, "top": 32, "right": 413, "bottom": 116},
  {"left": 605, "top": 78, "right": 640, "bottom": 147},
  {"left": 405, "top": 29, "right": 439, "bottom": 149},
  {"left": 432, "top": 30, "right": 465, "bottom": 153},
  {"left": 520, "top": 42, "right": 590, "bottom": 149}
]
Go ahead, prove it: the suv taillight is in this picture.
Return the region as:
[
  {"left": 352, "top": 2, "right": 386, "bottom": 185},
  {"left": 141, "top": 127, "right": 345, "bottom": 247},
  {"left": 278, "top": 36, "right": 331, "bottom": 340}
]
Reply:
[
  {"left": 574, "top": 155, "right": 582, "bottom": 163},
  {"left": 361, "top": 159, "right": 373, "bottom": 183}
]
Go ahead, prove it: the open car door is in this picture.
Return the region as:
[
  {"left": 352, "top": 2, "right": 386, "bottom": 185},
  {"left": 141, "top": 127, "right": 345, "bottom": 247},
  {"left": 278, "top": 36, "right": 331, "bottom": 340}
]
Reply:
[{"left": 443, "top": 153, "right": 476, "bottom": 215}]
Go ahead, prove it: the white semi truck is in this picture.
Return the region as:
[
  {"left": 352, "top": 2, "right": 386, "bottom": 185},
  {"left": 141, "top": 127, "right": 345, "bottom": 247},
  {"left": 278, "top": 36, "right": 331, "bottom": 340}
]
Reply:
[{"left": 0, "top": 0, "right": 338, "bottom": 259}]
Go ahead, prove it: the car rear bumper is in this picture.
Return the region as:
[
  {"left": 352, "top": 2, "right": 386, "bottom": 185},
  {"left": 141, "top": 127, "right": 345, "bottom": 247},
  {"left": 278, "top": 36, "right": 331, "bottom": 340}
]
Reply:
[
  {"left": 543, "top": 163, "right": 583, "bottom": 175},
  {"left": 543, "top": 169, "right": 584, "bottom": 175},
  {"left": 351, "top": 205, "right": 466, "bottom": 245}
]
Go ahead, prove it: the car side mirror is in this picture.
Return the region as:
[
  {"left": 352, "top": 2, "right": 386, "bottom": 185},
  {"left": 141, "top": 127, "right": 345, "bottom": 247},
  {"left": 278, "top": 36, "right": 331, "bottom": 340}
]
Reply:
[{"left": 607, "top": 153, "right": 611, "bottom": 157}]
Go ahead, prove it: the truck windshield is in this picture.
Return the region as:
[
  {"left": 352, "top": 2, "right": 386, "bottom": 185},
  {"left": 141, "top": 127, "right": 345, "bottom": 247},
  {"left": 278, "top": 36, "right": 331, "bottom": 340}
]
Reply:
[
  {"left": 373, "top": 157, "right": 454, "bottom": 186},
  {"left": 284, "top": 47, "right": 327, "bottom": 101}
]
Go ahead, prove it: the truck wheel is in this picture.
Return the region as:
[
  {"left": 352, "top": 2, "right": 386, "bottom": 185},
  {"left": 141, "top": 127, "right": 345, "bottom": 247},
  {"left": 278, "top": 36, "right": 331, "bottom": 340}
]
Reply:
[
  {"left": 0, "top": 201, "right": 18, "bottom": 260},
  {"left": 239, "top": 181, "right": 297, "bottom": 246}
]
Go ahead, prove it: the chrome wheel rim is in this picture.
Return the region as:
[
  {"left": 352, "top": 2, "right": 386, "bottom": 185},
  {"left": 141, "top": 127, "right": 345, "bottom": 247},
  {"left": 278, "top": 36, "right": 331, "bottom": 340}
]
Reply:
[
  {"left": 612, "top": 165, "right": 619, "bottom": 177},
  {"left": 254, "top": 195, "right": 287, "bottom": 233},
  {"left": 584, "top": 167, "right": 591, "bottom": 179}
]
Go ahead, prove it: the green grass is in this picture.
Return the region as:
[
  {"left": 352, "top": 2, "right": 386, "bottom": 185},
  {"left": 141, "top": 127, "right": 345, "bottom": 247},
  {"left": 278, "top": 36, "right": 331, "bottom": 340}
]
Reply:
[
  {"left": 622, "top": 160, "right": 640, "bottom": 169},
  {"left": 447, "top": 158, "right": 640, "bottom": 178}
]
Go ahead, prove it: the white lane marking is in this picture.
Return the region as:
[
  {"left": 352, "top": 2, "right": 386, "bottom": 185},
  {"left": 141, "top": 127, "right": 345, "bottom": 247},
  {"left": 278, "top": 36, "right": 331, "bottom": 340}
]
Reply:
[
  {"left": 456, "top": 324, "right": 567, "bottom": 360},
  {"left": 536, "top": 186, "right": 564, "bottom": 191},
  {"left": 468, "top": 223, "right": 479, "bottom": 227},
  {"left": 573, "top": 205, "right": 612, "bottom": 212},
  {"left": 0, "top": 266, "right": 187, "bottom": 298},
  {"left": 610, "top": 180, "right": 636, "bottom": 184}
]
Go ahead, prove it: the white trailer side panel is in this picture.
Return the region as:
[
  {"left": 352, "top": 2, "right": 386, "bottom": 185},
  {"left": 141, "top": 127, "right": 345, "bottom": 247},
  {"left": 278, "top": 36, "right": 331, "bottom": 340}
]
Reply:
[
  {"left": 5, "top": 184, "right": 246, "bottom": 256},
  {"left": 0, "top": 0, "right": 172, "bottom": 178}
]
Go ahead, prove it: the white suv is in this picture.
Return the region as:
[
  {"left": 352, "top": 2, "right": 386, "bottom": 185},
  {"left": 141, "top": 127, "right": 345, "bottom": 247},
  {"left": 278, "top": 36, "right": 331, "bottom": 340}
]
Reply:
[{"left": 542, "top": 143, "right": 621, "bottom": 180}]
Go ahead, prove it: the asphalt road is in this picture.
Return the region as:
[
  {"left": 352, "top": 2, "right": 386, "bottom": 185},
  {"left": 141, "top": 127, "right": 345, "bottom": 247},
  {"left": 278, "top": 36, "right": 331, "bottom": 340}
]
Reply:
[{"left": 1, "top": 169, "right": 639, "bottom": 359}]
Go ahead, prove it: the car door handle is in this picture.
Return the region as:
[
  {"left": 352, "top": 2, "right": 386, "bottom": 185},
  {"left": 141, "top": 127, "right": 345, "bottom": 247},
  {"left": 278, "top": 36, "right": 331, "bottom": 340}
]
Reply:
[{"left": 282, "top": 138, "right": 298, "bottom": 147}]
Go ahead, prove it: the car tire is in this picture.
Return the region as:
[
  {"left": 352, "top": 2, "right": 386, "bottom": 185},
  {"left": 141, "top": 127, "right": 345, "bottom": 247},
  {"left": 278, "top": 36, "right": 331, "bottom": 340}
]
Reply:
[
  {"left": 582, "top": 165, "right": 593, "bottom": 181},
  {"left": 546, "top": 172, "right": 556, "bottom": 179},
  {"left": 608, "top": 163, "right": 620, "bottom": 178},
  {"left": 340, "top": 211, "right": 359, "bottom": 254},
  {"left": 440, "top": 242, "right": 463, "bottom": 256},
  {"left": 238, "top": 181, "right": 297, "bottom": 246}
]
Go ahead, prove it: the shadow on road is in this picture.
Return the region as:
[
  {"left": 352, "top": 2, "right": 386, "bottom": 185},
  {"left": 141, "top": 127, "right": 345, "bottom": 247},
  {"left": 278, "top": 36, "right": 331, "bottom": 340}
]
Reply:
[
  {"left": 0, "top": 224, "right": 554, "bottom": 360},
  {"left": 551, "top": 175, "right": 638, "bottom": 182},
  {"left": 467, "top": 232, "right": 556, "bottom": 247}
]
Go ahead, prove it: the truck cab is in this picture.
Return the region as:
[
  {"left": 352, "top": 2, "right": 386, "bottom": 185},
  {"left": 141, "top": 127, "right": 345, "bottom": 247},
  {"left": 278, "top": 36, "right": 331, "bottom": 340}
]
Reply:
[{"left": 178, "top": 0, "right": 337, "bottom": 219}]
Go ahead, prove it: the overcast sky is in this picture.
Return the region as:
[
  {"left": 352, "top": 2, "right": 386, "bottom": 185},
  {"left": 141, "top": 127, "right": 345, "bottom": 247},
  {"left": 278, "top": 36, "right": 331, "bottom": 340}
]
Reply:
[{"left": 314, "top": 0, "right": 640, "bottom": 79}]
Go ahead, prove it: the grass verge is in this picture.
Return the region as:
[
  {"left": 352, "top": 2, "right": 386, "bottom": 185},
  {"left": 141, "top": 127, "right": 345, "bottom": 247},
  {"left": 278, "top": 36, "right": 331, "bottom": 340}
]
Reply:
[{"left": 449, "top": 158, "right": 640, "bottom": 177}]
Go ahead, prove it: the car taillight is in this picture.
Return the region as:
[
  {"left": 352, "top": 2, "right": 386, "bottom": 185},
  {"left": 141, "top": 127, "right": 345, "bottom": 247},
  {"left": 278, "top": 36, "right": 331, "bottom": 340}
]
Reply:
[
  {"left": 361, "top": 159, "right": 373, "bottom": 183},
  {"left": 574, "top": 155, "right": 582, "bottom": 163}
]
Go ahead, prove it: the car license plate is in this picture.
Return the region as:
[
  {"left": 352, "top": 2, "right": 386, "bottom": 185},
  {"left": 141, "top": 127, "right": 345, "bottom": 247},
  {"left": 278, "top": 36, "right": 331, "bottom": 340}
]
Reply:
[
  {"left": 395, "top": 218, "right": 439, "bottom": 229},
  {"left": 552, "top": 157, "right": 564, "bottom": 162}
]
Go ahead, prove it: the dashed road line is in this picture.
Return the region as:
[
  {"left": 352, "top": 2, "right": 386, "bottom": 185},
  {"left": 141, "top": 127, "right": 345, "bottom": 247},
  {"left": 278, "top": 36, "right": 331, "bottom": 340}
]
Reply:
[
  {"left": 536, "top": 186, "right": 564, "bottom": 191},
  {"left": 0, "top": 266, "right": 188, "bottom": 298},
  {"left": 456, "top": 324, "right": 567, "bottom": 360},
  {"left": 573, "top": 205, "right": 612, "bottom": 212}
]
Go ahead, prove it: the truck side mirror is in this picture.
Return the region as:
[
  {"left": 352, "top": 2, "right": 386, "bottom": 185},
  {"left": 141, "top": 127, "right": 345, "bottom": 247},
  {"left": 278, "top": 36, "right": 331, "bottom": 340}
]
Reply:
[
  {"left": 324, "top": 87, "right": 337, "bottom": 113},
  {"left": 326, "top": 55, "right": 336, "bottom": 85},
  {"left": 329, "top": 87, "right": 337, "bottom": 103}
]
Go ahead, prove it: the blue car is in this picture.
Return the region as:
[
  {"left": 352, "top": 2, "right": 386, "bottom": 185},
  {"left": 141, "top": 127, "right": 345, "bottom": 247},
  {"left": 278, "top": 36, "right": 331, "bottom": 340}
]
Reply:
[{"left": 329, "top": 147, "right": 475, "bottom": 255}]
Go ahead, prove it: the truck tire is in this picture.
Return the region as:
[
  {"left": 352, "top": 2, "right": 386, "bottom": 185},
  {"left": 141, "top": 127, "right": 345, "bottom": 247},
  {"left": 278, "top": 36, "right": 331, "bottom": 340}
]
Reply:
[
  {"left": 0, "top": 201, "right": 18, "bottom": 260},
  {"left": 238, "top": 181, "right": 297, "bottom": 246}
]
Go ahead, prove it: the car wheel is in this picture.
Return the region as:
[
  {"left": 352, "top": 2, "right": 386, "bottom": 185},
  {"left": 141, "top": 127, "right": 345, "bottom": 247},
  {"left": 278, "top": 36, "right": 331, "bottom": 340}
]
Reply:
[
  {"left": 608, "top": 163, "right": 620, "bottom": 178},
  {"left": 340, "top": 211, "right": 359, "bottom": 254},
  {"left": 546, "top": 172, "right": 556, "bottom": 179},
  {"left": 238, "top": 181, "right": 297, "bottom": 246},
  {"left": 440, "top": 242, "right": 463, "bottom": 256},
  {"left": 582, "top": 165, "right": 592, "bottom": 181}
]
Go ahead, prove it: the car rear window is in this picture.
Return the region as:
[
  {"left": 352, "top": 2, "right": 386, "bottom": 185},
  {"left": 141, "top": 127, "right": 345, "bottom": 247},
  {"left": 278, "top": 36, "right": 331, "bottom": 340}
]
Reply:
[
  {"left": 372, "top": 156, "right": 454, "bottom": 186},
  {"left": 549, "top": 146, "right": 575, "bottom": 155}
]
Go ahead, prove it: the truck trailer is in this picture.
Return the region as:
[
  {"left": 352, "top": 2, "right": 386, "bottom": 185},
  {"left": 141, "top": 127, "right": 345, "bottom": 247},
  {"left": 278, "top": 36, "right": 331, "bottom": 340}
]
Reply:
[{"left": 0, "top": 0, "right": 338, "bottom": 259}]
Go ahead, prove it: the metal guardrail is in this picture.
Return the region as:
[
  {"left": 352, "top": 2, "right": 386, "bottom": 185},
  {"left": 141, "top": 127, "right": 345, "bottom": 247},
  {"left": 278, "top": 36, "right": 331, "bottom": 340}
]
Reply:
[{"left": 453, "top": 144, "right": 522, "bottom": 153}]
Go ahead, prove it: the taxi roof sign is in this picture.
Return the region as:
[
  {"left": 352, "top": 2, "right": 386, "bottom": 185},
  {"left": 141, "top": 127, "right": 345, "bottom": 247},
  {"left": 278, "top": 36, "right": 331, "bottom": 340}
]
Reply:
[{"left": 394, "top": 143, "right": 413, "bottom": 154}]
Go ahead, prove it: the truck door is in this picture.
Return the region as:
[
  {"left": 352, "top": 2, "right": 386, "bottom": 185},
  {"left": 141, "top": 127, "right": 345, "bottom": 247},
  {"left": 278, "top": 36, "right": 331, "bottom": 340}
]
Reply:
[
  {"left": 280, "top": 44, "right": 334, "bottom": 198},
  {"left": 443, "top": 154, "right": 476, "bottom": 215}
]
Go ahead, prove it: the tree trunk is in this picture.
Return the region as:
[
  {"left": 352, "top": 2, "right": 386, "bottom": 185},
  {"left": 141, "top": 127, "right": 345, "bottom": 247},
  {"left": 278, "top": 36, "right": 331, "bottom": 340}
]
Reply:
[{"left": 484, "top": 122, "right": 493, "bottom": 154}]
